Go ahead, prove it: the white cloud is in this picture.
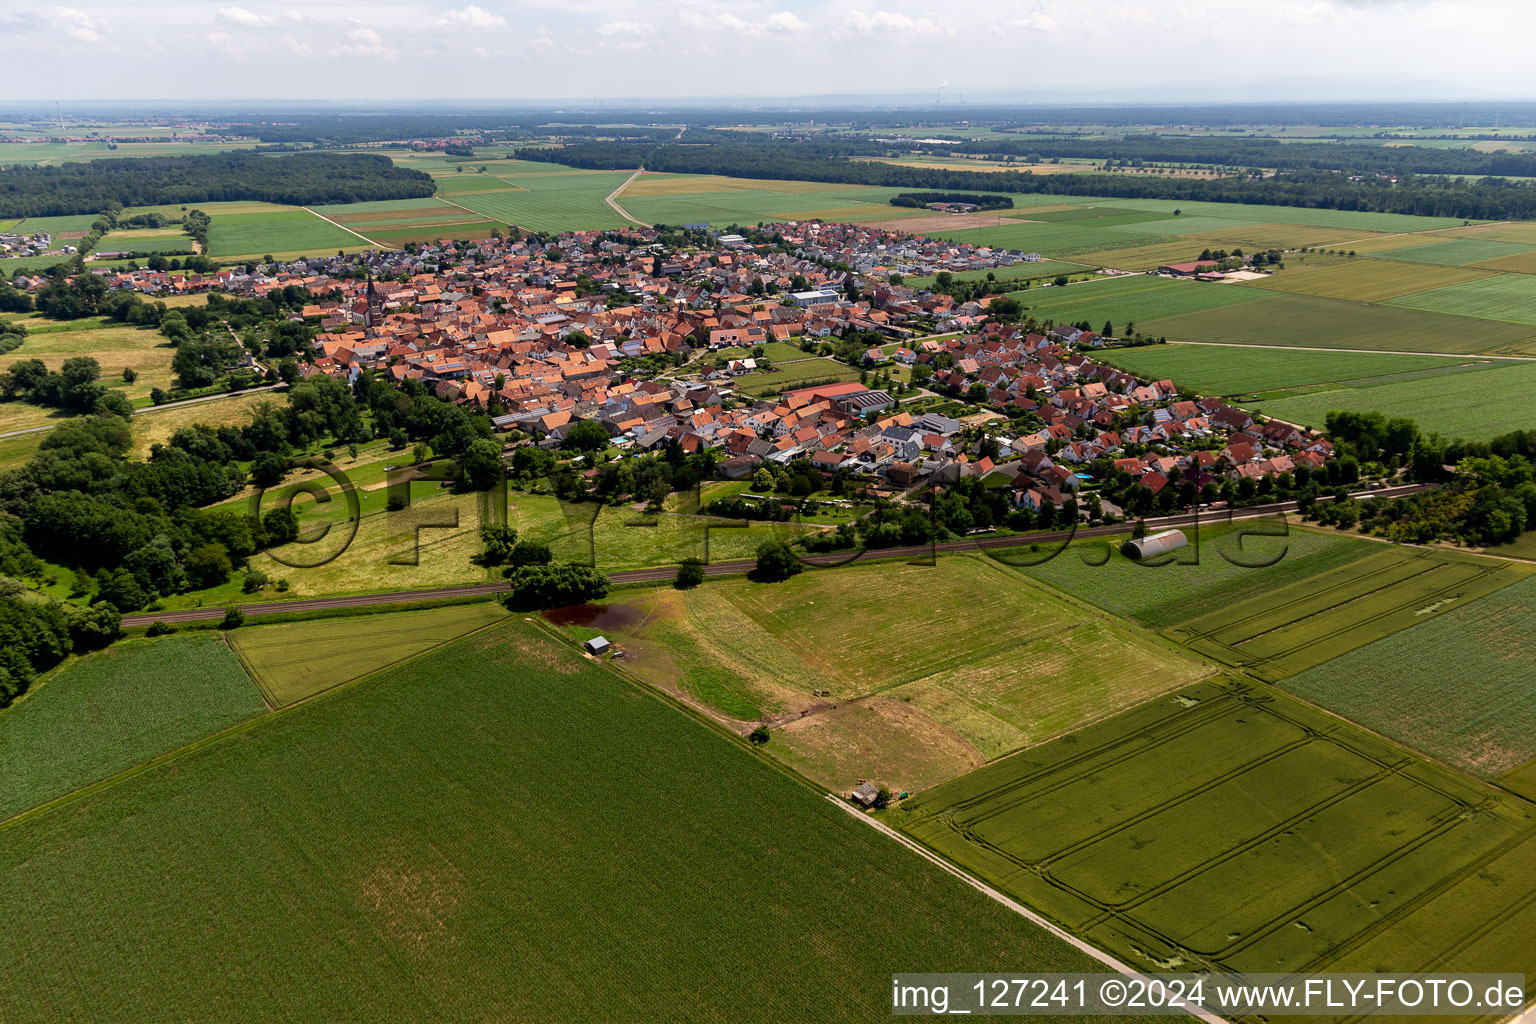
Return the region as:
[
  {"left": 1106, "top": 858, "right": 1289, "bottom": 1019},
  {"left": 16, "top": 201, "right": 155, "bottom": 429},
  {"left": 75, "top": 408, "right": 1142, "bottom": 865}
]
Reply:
[
  {"left": 217, "top": 6, "right": 272, "bottom": 27},
  {"left": 279, "top": 34, "right": 313, "bottom": 56},
  {"left": 1007, "top": 12, "right": 1059, "bottom": 31},
  {"left": 339, "top": 25, "right": 392, "bottom": 56},
  {"left": 596, "top": 20, "right": 655, "bottom": 36},
  {"left": 439, "top": 5, "right": 507, "bottom": 28},
  {"left": 53, "top": 6, "right": 102, "bottom": 45},
  {"left": 765, "top": 11, "right": 809, "bottom": 32},
  {"left": 844, "top": 9, "right": 948, "bottom": 36}
]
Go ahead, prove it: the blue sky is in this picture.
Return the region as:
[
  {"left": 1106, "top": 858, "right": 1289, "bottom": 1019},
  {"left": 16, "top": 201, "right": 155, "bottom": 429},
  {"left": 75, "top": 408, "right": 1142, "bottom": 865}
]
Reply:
[{"left": 1, "top": 0, "right": 1530, "bottom": 102}]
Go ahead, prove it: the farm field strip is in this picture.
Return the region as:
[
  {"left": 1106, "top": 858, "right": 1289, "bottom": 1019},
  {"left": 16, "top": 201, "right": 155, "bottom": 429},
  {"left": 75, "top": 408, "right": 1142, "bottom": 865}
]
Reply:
[
  {"left": 1167, "top": 548, "right": 1532, "bottom": 681},
  {"left": 898, "top": 679, "right": 1536, "bottom": 982},
  {"left": 1247, "top": 259, "right": 1497, "bottom": 302},
  {"left": 1384, "top": 273, "right": 1536, "bottom": 326},
  {"left": 1092, "top": 344, "right": 1498, "bottom": 396},
  {"left": 1010, "top": 275, "right": 1273, "bottom": 324},
  {"left": 205, "top": 208, "right": 364, "bottom": 259}
]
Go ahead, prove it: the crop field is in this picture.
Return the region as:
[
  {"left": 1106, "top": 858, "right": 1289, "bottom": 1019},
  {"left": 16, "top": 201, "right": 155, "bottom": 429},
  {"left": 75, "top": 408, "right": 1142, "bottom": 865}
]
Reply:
[
  {"left": 1253, "top": 359, "right": 1536, "bottom": 440},
  {"left": 99, "top": 227, "right": 195, "bottom": 254},
  {"left": 1470, "top": 250, "right": 1536, "bottom": 274},
  {"left": 1447, "top": 221, "right": 1536, "bottom": 244},
  {"left": 1378, "top": 237, "right": 1536, "bottom": 267},
  {"left": 230, "top": 603, "right": 509, "bottom": 707},
  {"left": 205, "top": 208, "right": 364, "bottom": 259},
  {"left": 935, "top": 221, "right": 1174, "bottom": 258},
  {"left": 1080, "top": 197, "right": 1477, "bottom": 234},
  {"left": 1017, "top": 523, "right": 1377, "bottom": 630},
  {"left": 1193, "top": 222, "right": 1384, "bottom": 250},
  {"left": 1142, "top": 291, "right": 1536, "bottom": 353},
  {"left": 1167, "top": 547, "right": 1531, "bottom": 681},
  {"left": 8, "top": 213, "right": 108, "bottom": 234},
  {"left": 0, "top": 618, "right": 1152, "bottom": 1022},
  {"left": 1385, "top": 273, "right": 1536, "bottom": 326},
  {"left": 1080, "top": 240, "right": 1227, "bottom": 271},
  {"left": 618, "top": 182, "right": 909, "bottom": 227},
  {"left": 552, "top": 556, "right": 1213, "bottom": 794},
  {"left": 1094, "top": 343, "right": 1490, "bottom": 395},
  {"left": 898, "top": 679, "right": 1536, "bottom": 982},
  {"left": 906, "top": 259, "right": 1089, "bottom": 288},
  {"left": 1249, "top": 258, "right": 1496, "bottom": 302},
  {"left": 0, "top": 635, "right": 264, "bottom": 823},
  {"left": 1011, "top": 275, "right": 1272, "bottom": 325},
  {"left": 1285, "top": 576, "right": 1536, "bottom": 777},
  {"left": 308, "top": 197, "right": 501, "bottom": 243}
]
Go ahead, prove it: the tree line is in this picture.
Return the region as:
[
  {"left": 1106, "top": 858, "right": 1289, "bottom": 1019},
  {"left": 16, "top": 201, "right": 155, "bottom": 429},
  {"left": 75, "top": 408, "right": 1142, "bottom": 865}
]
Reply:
[
  {"left": 0, "top": 153, "right": 434, "bottom": 218},
  {"left": 522, "top": 137, "right": 1536, "bottom": 221}
]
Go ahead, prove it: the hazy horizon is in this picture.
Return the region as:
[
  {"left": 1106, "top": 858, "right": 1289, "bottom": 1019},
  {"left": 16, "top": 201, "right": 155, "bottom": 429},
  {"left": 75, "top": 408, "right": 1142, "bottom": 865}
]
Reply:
[{"left": 1, "top": 0, "right": 1530, "bottom": 104}]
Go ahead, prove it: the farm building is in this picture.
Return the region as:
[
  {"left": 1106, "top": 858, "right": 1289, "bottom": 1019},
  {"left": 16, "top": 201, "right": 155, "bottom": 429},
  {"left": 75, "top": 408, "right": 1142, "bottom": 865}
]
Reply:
[
  {"left": 851, "top": 782, "right": 880, "bottom": 808},
  {"left": 1121, "top": 529, "right": 1189, "bottom": 560},
  {"left": 583, "top": 636, "right": 611, "bottom": 655},
  {"left": 1158, "top": 260, "right": 1222, "bottom": 277}
]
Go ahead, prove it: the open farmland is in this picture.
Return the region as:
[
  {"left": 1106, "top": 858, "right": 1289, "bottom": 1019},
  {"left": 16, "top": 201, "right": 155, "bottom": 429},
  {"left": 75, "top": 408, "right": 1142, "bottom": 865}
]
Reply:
[
  {"left": 1167, "top": 546, "right": 1532, "bottom": 681},
  {"left": 615, "top": 172, "right": 908, "bottom": 226},
  {"left": 0, "top": 635, "right": 264, "bottom": 823},
  {"left": 1016, "top": 523, "right": 1377, "bottom": 630},
  {"left": 1011, "top": 275, "right": 1272, "bottom": 326},
  {"left": 1384, "top": 273, "right": 1536, "bottom": 326},
  {"left": 1248, "top": 258, "right": 1497, "bottom": 302},
  {"left": 0, "top": 618, "right": 1160, "bottom": 1023},
  {"left": 230, "top": 602, "right": 509, "bottom": 707},
  {"left": 933, "top": 220, "right": 1177, "bottom": 258},
  {"left": 1377, "top": 237, "right": 1536, "bottom": 267},
  {"left": 1094, "top": 343, "right": 1495, "bottom": 396},
  {"left": 548, "top": 557, "right": 1213, "bottom": 794},
  {"left": 311, "top": 197, "right": 502, "bottom": 245},
  {"left": 205, "top": 207, "right": 366, "bottom": 260},
  {"left": 1080, "top": 197, "right": 1477, "bottom": 234},
  {"left": 1284, "top": 575, "right": 1536, "bottom": 778},
  {"left": 1252, "top": 359, "right": 1536, "bottom": 440},
  {"left": 448, "top": 164, "right": 636, "bottom": 233},
  {"left": 1142, "top": 291, "right": 1536, "bottom": 353},
  {"left": 898, "top": 679, "right": 1536, "bottom": 984}
]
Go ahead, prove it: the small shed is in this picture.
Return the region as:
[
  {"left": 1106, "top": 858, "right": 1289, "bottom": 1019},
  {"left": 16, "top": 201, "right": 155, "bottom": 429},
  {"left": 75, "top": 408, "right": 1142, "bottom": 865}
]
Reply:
[
  {"left": 583, "top": 636, "right": 611, "bottom": 655},
  {"left": 851, "top": 782, "right": 880, "bottom": 808},
  {"left": 1121, "top": 529, "right": 1189, "bottom": 561}
]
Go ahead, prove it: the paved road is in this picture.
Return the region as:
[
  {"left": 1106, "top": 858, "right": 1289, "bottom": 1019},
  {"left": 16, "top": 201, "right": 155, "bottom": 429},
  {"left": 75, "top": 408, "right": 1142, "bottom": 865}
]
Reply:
[{"left": 120, "top": 484, "right": 1431, "bottom": 626}]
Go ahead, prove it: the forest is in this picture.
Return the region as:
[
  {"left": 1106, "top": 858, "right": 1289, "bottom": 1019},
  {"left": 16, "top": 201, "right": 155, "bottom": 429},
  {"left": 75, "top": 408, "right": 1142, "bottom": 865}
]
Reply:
[
  {"left": 524, "top": 135, "right": 1536, "bottom": 220},
  {"left": 0, "top": 152, "right": 434, "bottom": 217}
]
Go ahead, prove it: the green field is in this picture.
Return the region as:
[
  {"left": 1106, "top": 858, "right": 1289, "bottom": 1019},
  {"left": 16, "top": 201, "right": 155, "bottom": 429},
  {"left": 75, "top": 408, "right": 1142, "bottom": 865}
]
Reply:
[
  {"left": 1143, "top": 291, "right": 1536, "bottom": 354},
  {"left": 1011, "top": 275, "right": 1272, "bottom": 326},
  {"left": 0, "top": 617, "right": 1155, "bottom": 1022},
  {"left": 1017, "top": 524, "right": 1377, "bottom": 630},
  {"left": 935, "top": 220, "right": 1174, "bottom": 258},
  {"left": 0, "top": 635, "right": 264, "bottom": 823},
  {"left": 906, "top": 258, "right": 1088, "bottom": 289},
  {"left": 1249, "top": 258, "right": 1496, "bottom": 302},
  {"left": 1254, "top": 359, "right": 1536, "bottom": 440},
  {"left": 1, "top": 316, "right": 176, "bottom": 406},
  {"left": 1385, "top": 273, "right": 1536, "bottom": 326},
  {"left": 1167, "top": 547, "right": 1531, "bottom": 681},
  {"left": 898, "top": 679, "right": 1536, "bottom": 982},
  {"left": 553, "top": 556, "right": 1213, "bottom": 795},
  {"left": 1083, "top": 197, "right": 1477, "bottom": 234},
  {"left": 732, "top": 358, "right": 862, "bottom": 396},
  {"left": 1378, "top": 238, "right": 1536, "bottom": 267},
  {"left": 447, "top": 164, "right": 636, "bottom": 233},
  {"left": 1285, "top": 575, "right": 1536, "bottom": 777},
  {"left": 1094, "top": 344, "right": 1491, "bottom": 395},
  {"left": 206, "top": 208, "right": 364, "bottom": 259},
  {"left": 229, "top": 602, "right": 510, "bottom": 707}
]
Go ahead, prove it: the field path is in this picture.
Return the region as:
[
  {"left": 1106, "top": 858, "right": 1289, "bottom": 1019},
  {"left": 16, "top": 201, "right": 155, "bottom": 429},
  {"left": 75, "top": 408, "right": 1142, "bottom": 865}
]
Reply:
[
  {"left": 302, "top": 207, "right": 392, "bottom": 249},
  {"left": 827, "top": 796, "right": 1231, "bottom": 1024},
  {"left": 1158, "top": 340, "right": 1536, "bottom": 361},
  {"left": 605, "top": 169, "right": 650, "bottom": 227}
]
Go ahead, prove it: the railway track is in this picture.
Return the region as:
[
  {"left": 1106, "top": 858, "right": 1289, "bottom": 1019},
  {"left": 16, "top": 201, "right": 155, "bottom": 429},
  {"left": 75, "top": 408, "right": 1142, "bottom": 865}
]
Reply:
[{"left": 121, "top": 484, "right": 1432, "bottom": 627}]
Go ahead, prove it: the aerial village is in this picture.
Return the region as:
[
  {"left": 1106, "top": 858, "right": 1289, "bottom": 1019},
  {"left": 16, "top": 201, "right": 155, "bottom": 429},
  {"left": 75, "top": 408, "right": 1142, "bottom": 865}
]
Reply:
[{"left": 11, "top": 220, "right": 1335, "bottom": 512}]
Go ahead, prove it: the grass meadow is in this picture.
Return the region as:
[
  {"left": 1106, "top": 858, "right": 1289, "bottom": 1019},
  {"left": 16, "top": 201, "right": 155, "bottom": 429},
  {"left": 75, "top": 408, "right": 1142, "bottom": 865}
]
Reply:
[
  {"left": 549, "top": 556, "right": 1214, "bottom": 794},
  {"left": 205, "top": 208, "right": 363, "bottom": 259},
  {"left": 0, "top": 617, "right": 1160, "bottom": 1023},
  {"left": 1284, "top": 575, "right": 1536, "bottom": 777},
  {"left": 897, "top": 679, "right": 1536, "bottom": 982},
  {"left": 0, "top": 635, "right": 264, "bottom": 823}
]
